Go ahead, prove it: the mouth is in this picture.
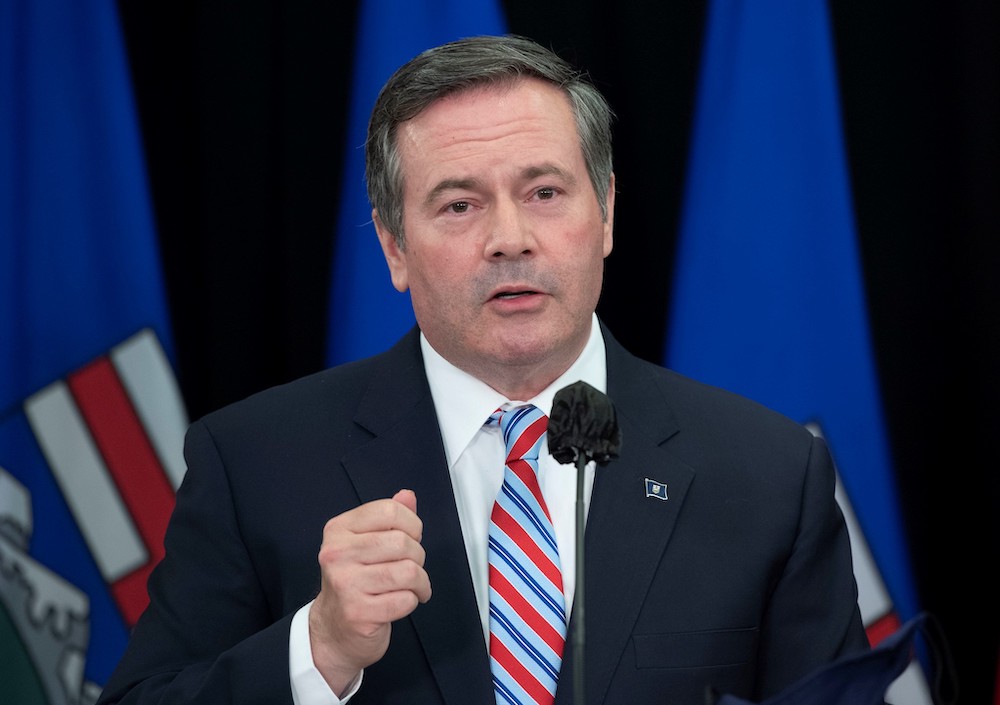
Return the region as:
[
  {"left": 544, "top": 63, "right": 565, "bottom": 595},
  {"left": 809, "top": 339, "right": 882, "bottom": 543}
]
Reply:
[{"left": 492, "top": 289, "right": 539, "bottom": 300}]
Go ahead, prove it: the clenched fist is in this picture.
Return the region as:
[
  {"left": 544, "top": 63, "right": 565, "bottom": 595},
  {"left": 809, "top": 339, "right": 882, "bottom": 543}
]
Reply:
[{"left": 308, "top": 489, "right": 432, "bottom": 695}]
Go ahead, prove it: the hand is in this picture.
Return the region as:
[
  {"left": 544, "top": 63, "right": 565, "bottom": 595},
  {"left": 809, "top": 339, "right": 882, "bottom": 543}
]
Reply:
[{"left": 308, "top": 489, "right": 432, "bottom": 695}]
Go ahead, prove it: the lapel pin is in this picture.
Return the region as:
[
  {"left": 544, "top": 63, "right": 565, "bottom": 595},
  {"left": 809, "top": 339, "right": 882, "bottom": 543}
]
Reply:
[{"left": 644, "top": 478, "right": 668, "bottom": 501}]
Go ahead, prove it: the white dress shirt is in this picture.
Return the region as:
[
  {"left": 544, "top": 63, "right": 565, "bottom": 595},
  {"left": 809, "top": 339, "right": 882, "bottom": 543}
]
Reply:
[{"left": 290, "top": 315, "right": 607, "bottom": 704}]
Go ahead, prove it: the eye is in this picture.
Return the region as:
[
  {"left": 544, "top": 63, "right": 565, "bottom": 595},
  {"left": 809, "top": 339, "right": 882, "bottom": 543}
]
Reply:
[
  {"left": 448, "top": 201, "right": 470, "bottom": 214},
  {"left": 536, "top": 187, "right": 556, "bottom": 200}
]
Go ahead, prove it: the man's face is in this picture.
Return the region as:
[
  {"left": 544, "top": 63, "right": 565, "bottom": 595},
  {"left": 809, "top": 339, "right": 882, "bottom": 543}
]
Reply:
[{"left": 375, "top": 78, "right": 614, "bottom": 397}]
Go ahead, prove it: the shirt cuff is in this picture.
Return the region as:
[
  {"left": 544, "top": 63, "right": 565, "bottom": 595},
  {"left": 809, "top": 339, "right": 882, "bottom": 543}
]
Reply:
[{"left": 289, "top": 600, "right": 363, "bottom": 705}]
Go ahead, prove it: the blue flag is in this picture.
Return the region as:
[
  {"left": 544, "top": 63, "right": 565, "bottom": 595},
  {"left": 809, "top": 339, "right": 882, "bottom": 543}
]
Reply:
[
  {"left": 1, "top": 0, "right": 187, "bottom": 700},
  {"left": 666, "top": 1, "right": 930, "bottom": 699},
  {"left": 326, "top": 0, "right": 506, "bottom": 365}
]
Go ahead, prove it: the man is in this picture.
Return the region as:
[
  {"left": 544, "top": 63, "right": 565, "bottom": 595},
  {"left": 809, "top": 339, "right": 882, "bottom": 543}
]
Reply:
[{"left": 98, "top": 35, "right": 867, "bottom": 705}]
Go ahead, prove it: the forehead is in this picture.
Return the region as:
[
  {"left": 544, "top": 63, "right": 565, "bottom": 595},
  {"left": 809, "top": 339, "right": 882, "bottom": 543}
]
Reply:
[
  {"left": 418, "top": 77, "right": 572, "bottom": 119},
  {"left": 395, "top": 78, "right": 582, "bottom": 181}
]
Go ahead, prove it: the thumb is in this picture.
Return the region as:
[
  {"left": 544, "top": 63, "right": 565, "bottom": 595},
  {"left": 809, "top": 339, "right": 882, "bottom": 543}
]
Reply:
[{"left": 392, "top": 488, "right": 417, "bottom": 515}]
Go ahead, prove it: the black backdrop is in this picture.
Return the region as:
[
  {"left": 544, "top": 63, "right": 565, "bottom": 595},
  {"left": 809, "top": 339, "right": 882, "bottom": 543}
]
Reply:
[{"left": 117, "top": 1, "right": 998, "bottom": 701}]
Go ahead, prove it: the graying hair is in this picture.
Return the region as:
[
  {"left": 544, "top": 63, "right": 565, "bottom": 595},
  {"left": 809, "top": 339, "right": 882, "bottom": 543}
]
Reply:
[{"left": 365, "top": 34, "right": 615, "bottom": 247}]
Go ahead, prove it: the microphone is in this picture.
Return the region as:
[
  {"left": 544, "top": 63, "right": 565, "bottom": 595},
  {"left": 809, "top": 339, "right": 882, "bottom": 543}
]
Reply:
[{"left": 548, "top": 380, "right": 621, "bottom": 705}]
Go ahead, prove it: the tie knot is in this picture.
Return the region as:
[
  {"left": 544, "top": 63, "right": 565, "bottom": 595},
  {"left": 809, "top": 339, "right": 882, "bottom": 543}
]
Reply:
[{"left": 488, "top": 404, "right": 548, "bottom": 463}]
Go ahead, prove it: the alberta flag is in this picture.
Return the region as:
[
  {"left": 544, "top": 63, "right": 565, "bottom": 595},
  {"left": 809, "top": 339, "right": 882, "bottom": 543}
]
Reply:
[
  {"left": 326, "top": 0, "right": 506, "bottom": 365},
  {"left": 665, "top": 1, "right": 932, "bottom": 703},
  {"left": 1, "top": 1, "right": 187, "bottom": 703}
]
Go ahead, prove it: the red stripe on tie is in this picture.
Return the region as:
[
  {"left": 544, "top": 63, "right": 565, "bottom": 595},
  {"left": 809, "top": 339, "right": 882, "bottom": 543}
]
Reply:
[
  {"left": 489, "top": 565, "right": 565, "bottom": 655},
  {"left": 491, "top": 505, "right": 563, "bottom": 589},
  {"left": 865, "top": 610, "right": 902, "bottom": 647},
  {"left": 507, "top": 458, "right": 553, "bottom": 522},
  {"left": 68, "top": 356, "right": 177, "bottom": 626},
  {"left": 506, "top": 415, "right": 547, "bottom": 461},
  {"left": 490, "top": 631, "right": 555, "bottom": 705}
]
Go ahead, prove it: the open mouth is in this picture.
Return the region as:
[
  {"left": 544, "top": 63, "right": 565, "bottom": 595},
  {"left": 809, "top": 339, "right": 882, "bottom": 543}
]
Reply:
[{"left": 493, "top": 290, "right": 537, "bottom": 300}]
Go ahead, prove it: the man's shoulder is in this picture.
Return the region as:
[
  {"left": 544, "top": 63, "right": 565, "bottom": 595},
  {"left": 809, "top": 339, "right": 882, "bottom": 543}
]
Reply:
[
  {"left": 607, "top": 336, "right": 811, "bottom": 445},
  {"left": 194, "top": 329, "right": 423, "bottom": 438},
  {"left": 608, "top": 344, "right": 822, "bottom": 512}
]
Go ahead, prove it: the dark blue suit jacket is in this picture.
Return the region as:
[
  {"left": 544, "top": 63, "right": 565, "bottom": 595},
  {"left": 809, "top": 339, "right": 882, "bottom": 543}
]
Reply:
[{"left": 98, "top": 325, "right": 868, "bottom": 705}]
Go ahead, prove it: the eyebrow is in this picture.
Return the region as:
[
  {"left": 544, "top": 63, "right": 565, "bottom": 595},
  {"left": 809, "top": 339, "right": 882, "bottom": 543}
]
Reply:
[
  {"left": 521, "top": 163, "right": 577, "bottom": 185},
  {"left": 423, "top": 177, "right": 484, "bottom": 209},
  {"left": 423, "top": 164, "right": 577, "bottom": 208}
]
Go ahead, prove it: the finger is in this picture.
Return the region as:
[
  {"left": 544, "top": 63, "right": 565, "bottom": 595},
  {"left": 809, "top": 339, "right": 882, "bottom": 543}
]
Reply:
[
  {"left": 324, "top": 560, "right": 431, "bottom": 624},
  {"left": 319, "top": 527, "right": 425, "bottom": 571},
  {"left": 330, "top": 497, "right": 422, "bottom": 538},
  {"left": 355, "top": 529, "right": 427, "bottom": 566},
  {"left": 355, "top": 587, "right": 426, "bottom": 625},
  {"left": 356, "top": 559, "right": 432, "bottom": 603}
]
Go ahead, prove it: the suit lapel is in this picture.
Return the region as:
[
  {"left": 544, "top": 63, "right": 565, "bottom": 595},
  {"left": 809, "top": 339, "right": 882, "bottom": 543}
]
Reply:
[
  {"left": 556, "top": 329, "right": 696, "bottom": 705},
  {"left": 341, "top": 331, "right": 495, "bottom": 705}
]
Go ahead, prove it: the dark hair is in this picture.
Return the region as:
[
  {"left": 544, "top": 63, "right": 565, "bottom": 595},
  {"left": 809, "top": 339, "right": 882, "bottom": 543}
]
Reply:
[{"left": 366, "top": 34, "right": 614, "bottom": 247}]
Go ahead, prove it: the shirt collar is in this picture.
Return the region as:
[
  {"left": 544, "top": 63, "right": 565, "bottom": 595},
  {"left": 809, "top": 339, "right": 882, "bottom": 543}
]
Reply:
[{"left": 421, "top": 313, "right": 608, "bottom": 468}]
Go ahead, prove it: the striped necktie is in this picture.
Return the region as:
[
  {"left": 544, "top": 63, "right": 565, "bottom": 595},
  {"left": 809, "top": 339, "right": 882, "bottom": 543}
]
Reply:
[{"left": 487, "top": 405, "right": 566, "bottom": 705}]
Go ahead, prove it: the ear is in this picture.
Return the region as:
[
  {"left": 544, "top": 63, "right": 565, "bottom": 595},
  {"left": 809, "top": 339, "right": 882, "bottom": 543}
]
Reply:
[
  {"left": 602, "top": 172, "right": 616, "bottom": 257},
  {"left": 373, "top": 210, "right": 409, "bottom": 292}
]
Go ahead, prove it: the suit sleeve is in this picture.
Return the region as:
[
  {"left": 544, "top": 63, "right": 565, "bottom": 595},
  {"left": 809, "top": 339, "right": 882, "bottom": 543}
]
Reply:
[
  {"left": 753, "top": 433, "right": 870, "bottom": 697},
  {"left": 96, "top": 419, "right": 298, "bottom": 705}
]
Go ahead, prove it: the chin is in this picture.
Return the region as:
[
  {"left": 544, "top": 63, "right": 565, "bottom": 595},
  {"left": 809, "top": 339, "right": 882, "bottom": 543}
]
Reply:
[{"left": 488, "top": 330, "right": 569, "bottom": 367}]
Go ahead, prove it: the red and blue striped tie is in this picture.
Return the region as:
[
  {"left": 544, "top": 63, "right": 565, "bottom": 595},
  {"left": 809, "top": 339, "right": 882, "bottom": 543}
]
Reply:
[{"left": 487, "top": 405, "right": 566, "bottom": 705}]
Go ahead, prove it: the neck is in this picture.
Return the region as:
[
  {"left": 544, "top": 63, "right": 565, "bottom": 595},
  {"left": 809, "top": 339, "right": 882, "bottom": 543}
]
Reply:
[{"left": 463, "top": 344, "right": 586, "bottom": 402}]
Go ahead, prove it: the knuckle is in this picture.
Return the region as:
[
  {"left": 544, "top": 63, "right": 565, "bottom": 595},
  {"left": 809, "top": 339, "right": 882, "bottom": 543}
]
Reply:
[
  {"left": 400, "top": 560, "right": 422, "bottom": 583},
  {"left": 376, "top": 499, "right": 399, "bottom": 521},
  {"left": 318, "top": 539, "right": 348, "bottom": 566},
  {"left": 385, "top": 529, "right": 409, "bottom": 552}
]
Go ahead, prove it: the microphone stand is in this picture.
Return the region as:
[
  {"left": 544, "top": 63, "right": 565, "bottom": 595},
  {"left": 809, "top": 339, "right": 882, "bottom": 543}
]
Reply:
[
  {"left": 572, "top": 449, "right": 587, "bottom": 705},
  {"left": 547, "top": 380, "right": 622, "bottom": 705}
]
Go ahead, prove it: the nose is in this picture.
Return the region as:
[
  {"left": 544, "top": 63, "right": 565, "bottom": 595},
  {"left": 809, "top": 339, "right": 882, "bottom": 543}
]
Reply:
[{"left": 484, "top": 199, "right": 536, "bottom": 259}]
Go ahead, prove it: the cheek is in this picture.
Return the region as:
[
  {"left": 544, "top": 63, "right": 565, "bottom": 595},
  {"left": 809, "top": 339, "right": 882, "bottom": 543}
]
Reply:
[
  {"left": 408, "top": 249, "right": 470, "bottom": 304},
  {"left": 568, "top": 228, "right": 610, "bottom": 274},
  {"left": 567, "top": 233, "right": 609, "bottom": 301}
]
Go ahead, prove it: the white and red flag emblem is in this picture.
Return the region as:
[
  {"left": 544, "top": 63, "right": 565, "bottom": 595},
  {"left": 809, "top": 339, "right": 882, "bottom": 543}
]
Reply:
[{"left": 0, "top": 329, "right": 187, "bottom": 703}]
